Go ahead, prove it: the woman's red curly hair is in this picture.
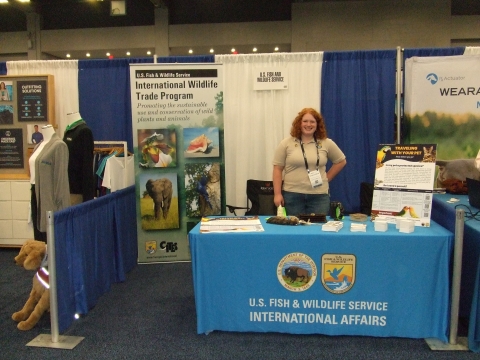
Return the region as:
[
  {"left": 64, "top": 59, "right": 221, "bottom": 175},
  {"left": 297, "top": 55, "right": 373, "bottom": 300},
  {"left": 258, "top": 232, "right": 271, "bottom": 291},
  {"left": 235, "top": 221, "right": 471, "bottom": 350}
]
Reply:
[{"left": 290, "top": 108, "right": 327, "bottom": 140}]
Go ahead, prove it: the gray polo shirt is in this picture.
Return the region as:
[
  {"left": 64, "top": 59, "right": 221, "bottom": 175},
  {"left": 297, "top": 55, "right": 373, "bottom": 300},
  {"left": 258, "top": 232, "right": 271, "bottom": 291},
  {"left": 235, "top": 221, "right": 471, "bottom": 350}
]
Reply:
[{"left": 273, "top": 137, "right": 345, "bottom": 194}]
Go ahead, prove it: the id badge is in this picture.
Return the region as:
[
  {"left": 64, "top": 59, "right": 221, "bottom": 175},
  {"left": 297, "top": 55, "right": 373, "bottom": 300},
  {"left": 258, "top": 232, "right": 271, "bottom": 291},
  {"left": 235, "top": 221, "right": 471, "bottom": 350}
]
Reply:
[{"left": 308, "top": 170, "right": 323, "bottom": 188}]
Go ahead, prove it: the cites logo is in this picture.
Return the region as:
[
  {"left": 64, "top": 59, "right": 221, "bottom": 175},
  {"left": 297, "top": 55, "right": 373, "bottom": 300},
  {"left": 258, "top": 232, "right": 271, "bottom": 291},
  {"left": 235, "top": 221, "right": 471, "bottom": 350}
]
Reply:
[{"left": 160, "top": 241, "right": 178, "bottom": 253}]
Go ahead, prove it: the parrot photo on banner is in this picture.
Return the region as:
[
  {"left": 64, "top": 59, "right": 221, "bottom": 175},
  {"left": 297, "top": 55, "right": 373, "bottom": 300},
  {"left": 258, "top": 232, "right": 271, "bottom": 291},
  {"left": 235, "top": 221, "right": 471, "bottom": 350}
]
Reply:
[
  {"left": 409, "top": 206, "right": 420, "bottom": 218},
  {"left": 376, "top": 146, "right": 391, "bottom": 168},
  {"left": 196, "top": 176, "right": 213, "bottom": 209},
  {"left": 395, "top": 206, "right": 409, "bottom": 217}
]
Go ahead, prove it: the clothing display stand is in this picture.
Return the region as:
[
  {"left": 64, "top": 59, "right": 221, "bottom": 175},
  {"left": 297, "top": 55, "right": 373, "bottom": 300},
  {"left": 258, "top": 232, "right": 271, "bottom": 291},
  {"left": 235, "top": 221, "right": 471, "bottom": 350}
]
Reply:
[{"left": 94, "top": 141, "right": 128, "bottom": 189}]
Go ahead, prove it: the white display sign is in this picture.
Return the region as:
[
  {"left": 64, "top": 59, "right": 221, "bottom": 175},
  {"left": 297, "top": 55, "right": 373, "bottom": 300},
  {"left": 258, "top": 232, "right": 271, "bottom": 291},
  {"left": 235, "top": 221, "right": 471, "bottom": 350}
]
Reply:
[
  {"left": 371, "top": 144, "right": 437, "bottom": 227},
  {"left": 253, "top": 67, "right": 288, "bottom": 90},
  {"left": 405, "top": 55, "right": 480, "bottom": 117}
]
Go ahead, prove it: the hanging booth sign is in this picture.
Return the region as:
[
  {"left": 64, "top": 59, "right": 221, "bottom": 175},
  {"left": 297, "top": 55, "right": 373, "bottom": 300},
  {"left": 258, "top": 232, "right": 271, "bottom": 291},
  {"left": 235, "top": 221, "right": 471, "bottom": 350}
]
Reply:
[
  {"left": 129, "top": 63, "right": 224, "bottom": 263},
  {"left": 253, "top": 67, "right": 288, "bottom": 90},
  {"left": 371, "top": 143, "right": 437, "bottom": 227}
]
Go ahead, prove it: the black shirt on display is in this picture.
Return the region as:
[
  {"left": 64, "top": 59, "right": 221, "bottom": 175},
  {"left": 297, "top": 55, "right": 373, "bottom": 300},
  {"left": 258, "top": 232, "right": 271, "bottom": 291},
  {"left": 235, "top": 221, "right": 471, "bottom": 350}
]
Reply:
[{"left": 63, "top": 120, "right": 95, "bottom": 201}]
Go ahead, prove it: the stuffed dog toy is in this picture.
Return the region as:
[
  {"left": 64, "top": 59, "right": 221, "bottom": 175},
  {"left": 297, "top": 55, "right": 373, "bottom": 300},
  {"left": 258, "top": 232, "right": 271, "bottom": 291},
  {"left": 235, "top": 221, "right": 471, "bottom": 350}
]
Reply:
[{"left": 12, "top": 240, "right": 49, "bottom": 330}]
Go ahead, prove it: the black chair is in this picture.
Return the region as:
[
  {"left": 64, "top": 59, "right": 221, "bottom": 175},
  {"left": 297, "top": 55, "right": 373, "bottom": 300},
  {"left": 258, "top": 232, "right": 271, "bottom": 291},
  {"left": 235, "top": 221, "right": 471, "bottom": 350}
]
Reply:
[
  {"left": 359, "top": 182, "right": 374, "bottom": 215},
  {"left": 227, "top": 179, "right": 277, "bottom": 216}
]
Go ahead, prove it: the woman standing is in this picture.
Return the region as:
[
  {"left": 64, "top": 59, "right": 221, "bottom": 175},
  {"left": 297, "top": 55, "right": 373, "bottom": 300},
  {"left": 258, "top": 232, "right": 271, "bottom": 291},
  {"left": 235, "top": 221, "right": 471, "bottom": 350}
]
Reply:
[{"left": 272, "top": 108, "right": 346, "bottom": 216}]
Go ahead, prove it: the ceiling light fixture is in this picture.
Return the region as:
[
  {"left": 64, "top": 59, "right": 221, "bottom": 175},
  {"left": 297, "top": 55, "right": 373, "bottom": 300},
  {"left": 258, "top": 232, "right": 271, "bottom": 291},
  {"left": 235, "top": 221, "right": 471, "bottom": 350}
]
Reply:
[
  {"left": 147, "top": 51, "right": 151, "bottom": 55},
  {"left": 66, "top": 54, "right": 71, "bottom": 58},
  {"left": 111, "top": 0, "right": 126, "bottom": 16},
  {"left": 126, "top": 51, "right": 131, "bottom": 56},
  {"left": 253, "top": 47, "right": 257, "bottom": 52},
  {"left": 209, "top": 49, "right": 214, "bottom": 53},
  {"left": 231, "top": 48, "right": 236, "bottom": 53},
  {"left": 189, "top": 49, "right": 193, "bottom": 54},
  {"left": 86, "top": 53, "right": 91, "bottom": 57},
  {"left": 274, "top": 47, "right": 279, "bottom": 52},
  {"left": 106, "top": 52, "right": 110, "bottom": 56}
]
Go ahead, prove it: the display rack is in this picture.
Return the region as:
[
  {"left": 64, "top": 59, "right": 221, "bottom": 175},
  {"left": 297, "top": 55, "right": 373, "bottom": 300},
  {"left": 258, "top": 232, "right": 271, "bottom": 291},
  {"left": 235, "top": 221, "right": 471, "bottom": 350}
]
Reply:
[{"left": 93, "top": 141, "right": 129, "bottom": 190}]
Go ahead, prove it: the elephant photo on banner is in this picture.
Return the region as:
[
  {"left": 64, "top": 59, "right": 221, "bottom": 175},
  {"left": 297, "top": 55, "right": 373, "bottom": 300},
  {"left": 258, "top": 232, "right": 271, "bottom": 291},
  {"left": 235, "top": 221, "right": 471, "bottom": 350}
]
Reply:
[{"left": 139, "top": 172, "right": 179, "bottom": 230}]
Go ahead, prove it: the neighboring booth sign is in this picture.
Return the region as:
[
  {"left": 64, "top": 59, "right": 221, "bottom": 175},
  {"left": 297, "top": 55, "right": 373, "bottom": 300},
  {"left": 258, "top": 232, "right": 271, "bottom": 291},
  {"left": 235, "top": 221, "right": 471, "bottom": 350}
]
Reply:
[
  {"left": 129, "top": 63, "right": 224, "bottom": 263},
  {"left": 404, "top": 55, "right": 480, "bottom": 160},
  {"left": 371, "top": 144, "right": 436, "bottom": 227},
  {"left": 253, "top": 67, "right": 288, "bottom": 90},
  {"left": 0, "top": 75, "right": 55, "bottom": 180}
]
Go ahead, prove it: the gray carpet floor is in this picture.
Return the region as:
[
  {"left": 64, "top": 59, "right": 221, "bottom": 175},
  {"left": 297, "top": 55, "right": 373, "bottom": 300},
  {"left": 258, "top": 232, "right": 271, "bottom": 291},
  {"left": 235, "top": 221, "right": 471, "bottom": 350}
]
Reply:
[{"left": 1, "top": 247, "right": 478, "bottom": 360}]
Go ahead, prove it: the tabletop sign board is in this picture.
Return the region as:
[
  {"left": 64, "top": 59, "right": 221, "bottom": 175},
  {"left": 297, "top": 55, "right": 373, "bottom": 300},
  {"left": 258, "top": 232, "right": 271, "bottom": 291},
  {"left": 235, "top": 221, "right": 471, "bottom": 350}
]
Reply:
[
  {"left": 371, "top": 144, "right": 436, "bottom": 227},
  {"left": 253, "top": 67, "right": 288, "bottom": 90},
  {"left": 0, "top": 75, "right": 55, "bottom": 180}
]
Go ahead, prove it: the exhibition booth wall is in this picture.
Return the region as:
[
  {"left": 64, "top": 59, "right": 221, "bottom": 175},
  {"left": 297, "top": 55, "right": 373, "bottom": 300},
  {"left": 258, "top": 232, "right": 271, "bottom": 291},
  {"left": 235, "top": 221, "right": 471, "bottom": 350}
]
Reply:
[
  {"left": 0, "top": 46, "right": 474, "bottom": 335},
  {"left": 0, "top": 47, "right": 467, "bottom": 213}
]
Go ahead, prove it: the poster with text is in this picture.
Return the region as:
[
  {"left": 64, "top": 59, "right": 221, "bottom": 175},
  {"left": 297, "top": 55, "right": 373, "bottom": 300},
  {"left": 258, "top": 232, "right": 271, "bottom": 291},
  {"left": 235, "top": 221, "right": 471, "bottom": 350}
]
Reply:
[
  {"left": 0, "top": 128, "right": 24, "bottom": 169},
  {"left": 130, "top": 63, "right": 224, "bottom": 263},
  {"left": 371, "top": 144, "right": 436, "bottom": 227},
  {"left": 16, "top": 80, "right": 48, "bottom": 122}
]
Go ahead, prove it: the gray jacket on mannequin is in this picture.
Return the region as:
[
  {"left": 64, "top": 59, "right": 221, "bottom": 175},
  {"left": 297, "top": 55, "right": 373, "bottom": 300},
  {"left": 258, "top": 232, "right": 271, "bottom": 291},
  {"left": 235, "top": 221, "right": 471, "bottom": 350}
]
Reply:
[{"left": 35, "top": 133, "right": 71, "bottom": 232}]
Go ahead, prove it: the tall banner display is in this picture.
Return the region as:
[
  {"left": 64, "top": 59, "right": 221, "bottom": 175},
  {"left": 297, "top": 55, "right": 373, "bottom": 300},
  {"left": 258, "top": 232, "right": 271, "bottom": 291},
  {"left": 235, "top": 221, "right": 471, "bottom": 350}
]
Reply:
[
  {"left": 130, "top": 64, "right": 224, "bottom": 263},
  {"left": 404, "top": 55, "right": 480, "bottom": 160}
]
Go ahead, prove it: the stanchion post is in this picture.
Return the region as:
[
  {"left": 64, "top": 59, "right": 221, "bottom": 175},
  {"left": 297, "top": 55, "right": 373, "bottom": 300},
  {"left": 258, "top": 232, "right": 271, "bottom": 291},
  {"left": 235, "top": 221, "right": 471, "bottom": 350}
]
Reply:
[
  {"left": 26, "top": 211, "right": 84, "bottom": 349},
  {"left": 47, "top": 211, "right": 59, "bottom": 342},
  {"left": 425, "top": 208, "right": 468, "bottom": 350},
  {"left": 449, "top": 208, "right": 464, "bottom": 344},
  {"left": 395, "top": 46, "right": 402, "bottom": 145}
]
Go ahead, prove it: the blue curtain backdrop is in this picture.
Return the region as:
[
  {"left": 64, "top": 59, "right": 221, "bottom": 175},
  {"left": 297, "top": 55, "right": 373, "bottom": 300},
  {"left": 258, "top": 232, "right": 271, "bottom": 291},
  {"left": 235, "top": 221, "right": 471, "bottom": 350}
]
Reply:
[
  {"left": 321, "top": 50, "right": 397, "bottom": 213},
  {"left": 54, "top": 186, "right": 136, "bottom": 333},
  {"left": 78, "top": 55, "right": 214, "bottom": 151},
  {"left": 0, "top": 62, "right": 6, "bottom": 75}
]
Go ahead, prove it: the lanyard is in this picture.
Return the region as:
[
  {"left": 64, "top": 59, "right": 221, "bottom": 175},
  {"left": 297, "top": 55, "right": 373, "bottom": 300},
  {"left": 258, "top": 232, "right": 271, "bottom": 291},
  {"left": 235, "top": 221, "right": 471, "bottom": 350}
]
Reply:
[{"left": 300, "top": 139, "right": 320, "bottom": 173}]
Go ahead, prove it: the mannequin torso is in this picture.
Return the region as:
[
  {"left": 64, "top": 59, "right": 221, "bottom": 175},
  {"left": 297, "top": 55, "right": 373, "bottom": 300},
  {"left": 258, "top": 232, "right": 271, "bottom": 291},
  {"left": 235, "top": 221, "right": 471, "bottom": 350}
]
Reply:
[
  {"left": 65, "top": 112, "right": 83, "bottom": 129},
  {"left": 63, "top": 112, "right": 95, "bottom": 202}
]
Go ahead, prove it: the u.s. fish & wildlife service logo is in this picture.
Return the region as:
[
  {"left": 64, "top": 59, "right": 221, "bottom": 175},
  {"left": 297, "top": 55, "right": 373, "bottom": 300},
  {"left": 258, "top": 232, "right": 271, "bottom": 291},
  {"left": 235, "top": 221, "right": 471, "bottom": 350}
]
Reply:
[
  {"left": 145, "top": 241, "right": 156, "bottom": 254},
  {"left": 321, "top": 254, "right": 356, "bottom": 294},
  {"left": 277, "top": 252, "right": 317, "bottom": 292}
]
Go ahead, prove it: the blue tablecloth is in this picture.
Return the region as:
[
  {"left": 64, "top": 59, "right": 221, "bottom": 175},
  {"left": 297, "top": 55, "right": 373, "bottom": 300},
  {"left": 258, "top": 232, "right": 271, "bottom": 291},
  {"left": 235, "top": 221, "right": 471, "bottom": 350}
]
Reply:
[
  {"left": 432, "top": 194, "right": 480, "bottom": 352},
  {"left": 189, "top": 217, "right": 453, "bottom": 341}
]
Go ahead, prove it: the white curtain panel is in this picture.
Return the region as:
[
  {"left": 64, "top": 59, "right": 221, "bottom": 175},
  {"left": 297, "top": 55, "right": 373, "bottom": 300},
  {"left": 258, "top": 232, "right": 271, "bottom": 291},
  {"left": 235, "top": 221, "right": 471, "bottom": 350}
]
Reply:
[
  {"left": 7, "top": 60, "right": 79, "bottom": 136},
  {"left": 215, "top": 52, "right": 323, "bottom": 214}
]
